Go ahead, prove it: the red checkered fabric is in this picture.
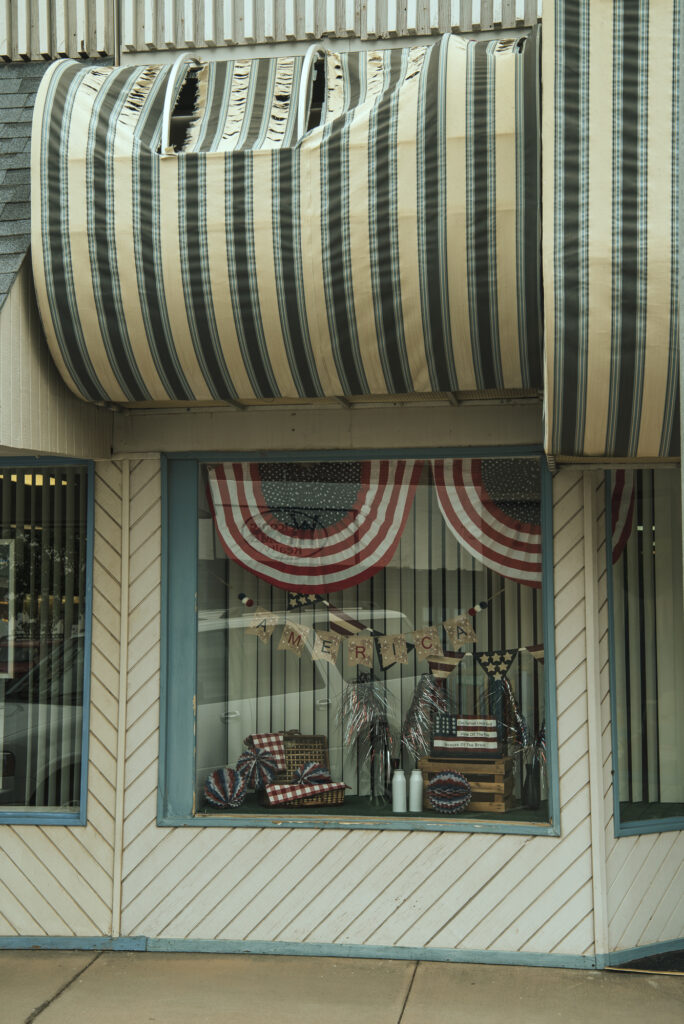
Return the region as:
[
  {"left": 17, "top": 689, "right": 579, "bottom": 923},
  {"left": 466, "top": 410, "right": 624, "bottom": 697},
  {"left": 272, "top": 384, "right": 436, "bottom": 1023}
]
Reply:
[
  {"left": 247, "top": 733, "right": 286, "bottom": 772},
  {"left": 263, "top": 781, "right": 347, "bottom": 806}
]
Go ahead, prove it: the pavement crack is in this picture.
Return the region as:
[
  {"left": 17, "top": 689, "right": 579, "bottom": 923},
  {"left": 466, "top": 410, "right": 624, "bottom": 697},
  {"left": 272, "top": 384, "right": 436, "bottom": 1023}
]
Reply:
[
  {"left": 397, "top": 960, "right": 419, "bottom": 1024},
  {"left": 25, "top": 951, "right": 103, "bottom": 1024}
]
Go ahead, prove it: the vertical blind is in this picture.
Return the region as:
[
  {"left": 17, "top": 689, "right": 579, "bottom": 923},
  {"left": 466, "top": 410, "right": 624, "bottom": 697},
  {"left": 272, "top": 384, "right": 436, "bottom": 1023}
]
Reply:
[{"left": 0, "top": 468, "right": 87, "bottom": 810}]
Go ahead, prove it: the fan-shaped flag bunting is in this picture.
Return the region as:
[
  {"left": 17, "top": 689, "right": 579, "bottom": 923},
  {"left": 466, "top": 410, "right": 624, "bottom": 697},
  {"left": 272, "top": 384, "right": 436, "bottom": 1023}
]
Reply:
[
  {"left": 432, "top": 459, "right": 542, "bottom": 588},
  {"left": 208, "top": 461, "right": 422, "bottom": 593},
  {"left": 610, "top": 470, "right": 635, "bottom": 563}
]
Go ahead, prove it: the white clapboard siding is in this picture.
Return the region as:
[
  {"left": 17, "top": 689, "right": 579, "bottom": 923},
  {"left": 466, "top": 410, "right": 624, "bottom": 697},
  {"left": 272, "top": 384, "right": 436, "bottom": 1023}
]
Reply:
[
  {"left": 119, "top": 464, "right": 595, "bottom": 957},
  {"left": 0, "top": 464, "right": 122, "bottom": 937},
  {"left": 595, "top": 474, "right": 684, "bottom": 952},
  {"left": 0, "top": 0, "right": 542, "bottom": 59},
  {"left": 0, "top": 262, "right": 113, "bottom": 460}
]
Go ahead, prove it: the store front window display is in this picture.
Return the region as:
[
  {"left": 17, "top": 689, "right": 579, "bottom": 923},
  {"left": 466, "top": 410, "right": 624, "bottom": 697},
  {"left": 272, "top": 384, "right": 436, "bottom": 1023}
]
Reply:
[{"left": 179, "top": 454, "right": 553, "bottom": 826}]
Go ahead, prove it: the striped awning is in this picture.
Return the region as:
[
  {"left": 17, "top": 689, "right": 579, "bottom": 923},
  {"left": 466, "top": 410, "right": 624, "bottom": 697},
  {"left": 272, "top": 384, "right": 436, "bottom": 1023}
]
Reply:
[
  {"left": 543, "top": 2, "right": 680, "bottom": 459},
  {"left": 31, "top": 35, "right": 542, "bottom": 404}
]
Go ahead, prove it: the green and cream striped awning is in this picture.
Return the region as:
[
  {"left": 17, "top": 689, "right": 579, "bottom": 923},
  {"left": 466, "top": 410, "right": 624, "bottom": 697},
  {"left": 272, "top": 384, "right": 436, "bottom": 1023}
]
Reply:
[
  {"left": 543, "top": 1, "right": 680, "bottom": 460},
  {"left": 31, "top": 34, "right": 542, "bottom": 405}
]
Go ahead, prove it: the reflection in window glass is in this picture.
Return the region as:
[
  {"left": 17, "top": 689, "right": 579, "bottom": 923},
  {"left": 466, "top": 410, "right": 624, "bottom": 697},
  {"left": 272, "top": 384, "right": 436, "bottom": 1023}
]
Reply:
[
  {"left": 0, "top": 468, "right": 88, "bottom": 812},
  {"left": 609, "top": 468, "right": 684, "bottom": 825},
  {"left": 196, "top": 458, "right": 549, "bottom": 822}
]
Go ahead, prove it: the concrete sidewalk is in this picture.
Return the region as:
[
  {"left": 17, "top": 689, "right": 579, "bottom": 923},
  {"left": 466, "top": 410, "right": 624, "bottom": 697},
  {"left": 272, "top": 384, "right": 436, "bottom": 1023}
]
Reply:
[{"left": 1, "top": 951, "right": 683, "bottom": 1024}]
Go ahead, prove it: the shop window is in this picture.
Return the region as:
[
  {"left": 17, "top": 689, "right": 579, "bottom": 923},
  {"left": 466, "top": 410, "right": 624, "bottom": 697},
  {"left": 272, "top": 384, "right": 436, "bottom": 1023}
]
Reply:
[
  {"left": 608, "top": 468, "right": 684, "bottom": 832},
  {"left": 163, "top": 453, "right": 556, "bottom": 830},
  {"left": 0, "top": 465, "right": 91, "bottom": 819}
]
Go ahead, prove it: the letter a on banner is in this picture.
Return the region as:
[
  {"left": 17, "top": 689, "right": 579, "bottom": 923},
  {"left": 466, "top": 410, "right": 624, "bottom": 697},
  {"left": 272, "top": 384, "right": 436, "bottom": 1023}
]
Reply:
[{"left": 245, "top": 607, "right": 279, "bottom": 644}]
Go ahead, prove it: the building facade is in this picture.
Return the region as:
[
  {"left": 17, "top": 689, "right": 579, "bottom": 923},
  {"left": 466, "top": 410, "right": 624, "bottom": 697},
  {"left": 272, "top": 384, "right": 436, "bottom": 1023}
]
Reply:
[{"left": 0, "top": 0, "right": 682, "bottom": 968}]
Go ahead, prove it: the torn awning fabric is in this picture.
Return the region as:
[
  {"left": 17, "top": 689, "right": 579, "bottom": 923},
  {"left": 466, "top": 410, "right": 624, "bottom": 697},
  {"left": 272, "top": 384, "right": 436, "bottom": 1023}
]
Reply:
[{"left": 31, "top": 33, "right": 542, "bottom": 404}]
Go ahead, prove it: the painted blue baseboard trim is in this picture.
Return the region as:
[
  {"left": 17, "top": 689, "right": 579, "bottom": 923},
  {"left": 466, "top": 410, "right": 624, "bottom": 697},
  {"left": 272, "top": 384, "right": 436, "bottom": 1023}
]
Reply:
[
  {"left": 1, "top": 935, "right": 681, "bottom": 969},
  {"left": 0, "top": 936, "right": 146, "bottom": 952},
  {"left": 601, "top": 937, "right": 684, "bottom": 967}
]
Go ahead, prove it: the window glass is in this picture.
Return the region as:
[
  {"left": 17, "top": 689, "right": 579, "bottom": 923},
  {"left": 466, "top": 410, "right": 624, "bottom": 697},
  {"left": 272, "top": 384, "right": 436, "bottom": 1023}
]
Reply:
[
  {"left": 0, "top": 467, "right": 88, "bottom": 813},
  {"left": 609, "top": 468, "right": 684, "bottom": 827},
  {"left": 195, "top": 457, "right": 550, "bottom": 823}
]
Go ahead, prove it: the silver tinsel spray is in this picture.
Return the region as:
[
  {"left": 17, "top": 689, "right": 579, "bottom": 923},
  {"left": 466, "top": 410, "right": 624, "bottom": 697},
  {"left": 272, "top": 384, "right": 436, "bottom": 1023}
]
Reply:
[
  {"left": 401, "top": 673, "right": 451, "bottom": 761},
  {"left": 338, "top": 671, "right": 394, "bottom": 803}
]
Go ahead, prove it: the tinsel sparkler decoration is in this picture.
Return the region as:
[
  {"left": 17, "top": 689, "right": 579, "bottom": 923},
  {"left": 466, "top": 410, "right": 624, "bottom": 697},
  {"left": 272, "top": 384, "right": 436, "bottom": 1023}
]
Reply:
[
  {"left": 338, "top": 671, "right": 395, "bottom": 750},
  {"left": 401, "top": 673, "right": 451, "bottom": 761}
]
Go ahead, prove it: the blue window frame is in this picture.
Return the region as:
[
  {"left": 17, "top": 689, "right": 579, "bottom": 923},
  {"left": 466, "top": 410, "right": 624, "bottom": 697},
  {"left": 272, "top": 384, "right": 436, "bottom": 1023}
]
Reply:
[
  {"left": 0, "top": 459, "right": 94, "bottom": 826},
  {"left": 606, "top": 468, "right": 684, "bottom": 835},
  {"left": 160, "top": 447, "right": 559, "bottom": 835}
]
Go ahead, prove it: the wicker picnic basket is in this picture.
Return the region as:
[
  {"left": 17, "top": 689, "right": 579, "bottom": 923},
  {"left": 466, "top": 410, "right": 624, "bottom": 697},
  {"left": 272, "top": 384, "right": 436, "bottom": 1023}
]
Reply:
[{"left": 269, "top": 730, "right": 345, "bottom": 808}]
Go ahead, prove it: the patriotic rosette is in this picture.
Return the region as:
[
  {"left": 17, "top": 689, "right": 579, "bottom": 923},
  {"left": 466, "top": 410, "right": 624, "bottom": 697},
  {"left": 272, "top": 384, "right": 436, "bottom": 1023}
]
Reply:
[
  {"left": 204, "top": 767, "right": 247, "bottom": 809},
  {"left": 293, "top": 762, "right": 332, "bottom": 785},
  {"left": 236, "top": 746, "right": 279, "bottom": 790},
  {"left": 426, "top": 771, "right": 472, "bottom": 814}
]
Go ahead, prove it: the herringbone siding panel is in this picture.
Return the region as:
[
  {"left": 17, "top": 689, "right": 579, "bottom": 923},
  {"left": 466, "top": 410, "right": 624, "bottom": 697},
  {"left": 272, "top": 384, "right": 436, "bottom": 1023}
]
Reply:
[
  {"left": 596, "top": 476, "right": 684, "bottom": 951},
  {"left": 0, "top": 464, "right": 121, "bottom": 937},
  {"left": 120, "top": 465, "right": 595, "bottom": 956}
]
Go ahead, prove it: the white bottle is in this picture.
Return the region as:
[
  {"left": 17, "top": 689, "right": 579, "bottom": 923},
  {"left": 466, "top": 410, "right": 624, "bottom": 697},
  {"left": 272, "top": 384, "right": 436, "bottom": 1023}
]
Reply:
[
  {"left": 409, "top": 769, "right": 424, "bottom": 813},
  {"left": 392, "top": 769, "right": 407, "bottom": 813}
]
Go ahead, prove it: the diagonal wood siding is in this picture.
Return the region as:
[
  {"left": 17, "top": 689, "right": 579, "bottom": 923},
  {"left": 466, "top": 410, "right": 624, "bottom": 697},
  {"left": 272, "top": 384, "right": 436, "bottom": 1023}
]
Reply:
[
  {"left": 0, "top": 464, "right": 122, "bottom": 937},
  {"left": 595, "top": 475, "right": 684, "bottom": 952},
  {"left": 120, "top": 464, "right": 596, "bottom": 956}
]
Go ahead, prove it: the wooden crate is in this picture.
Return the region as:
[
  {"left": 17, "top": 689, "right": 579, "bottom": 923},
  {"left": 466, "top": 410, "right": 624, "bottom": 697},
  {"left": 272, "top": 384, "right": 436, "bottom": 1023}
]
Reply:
[{"left": 418, "top": 757, "right": 516, "bottom": 814}]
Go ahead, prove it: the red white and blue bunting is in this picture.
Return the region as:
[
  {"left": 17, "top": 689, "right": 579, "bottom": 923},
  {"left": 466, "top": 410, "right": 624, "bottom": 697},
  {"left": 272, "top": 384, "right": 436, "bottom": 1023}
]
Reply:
[
  {"left": 432, "top": 459, "right": 543, "bottom": 588},
  {"left": 208, "top": 460, "right": 422, "bottom": 593}
]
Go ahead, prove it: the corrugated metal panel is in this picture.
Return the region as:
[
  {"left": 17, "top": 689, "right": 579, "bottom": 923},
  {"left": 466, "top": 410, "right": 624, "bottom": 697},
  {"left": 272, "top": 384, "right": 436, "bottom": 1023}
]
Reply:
[
  {"left": 595, "top": 476, "right": 684, "bottom": 951},
  {"left": 0, "top": 1, "right": 542, "bottom": 61},
  {"left": 0, "top": 465, "right": 121, "bottom": 938},
  {"left": 0, "top": 262, "right": 112, "bottom": 460},
  {"left": 118, "top": 463, "right": 594, "bottom": 957}
]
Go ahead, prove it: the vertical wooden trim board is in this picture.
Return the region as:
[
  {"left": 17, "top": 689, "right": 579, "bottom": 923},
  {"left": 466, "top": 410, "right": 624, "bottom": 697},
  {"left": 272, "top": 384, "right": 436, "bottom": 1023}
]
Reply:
[
  {"left": 0, "top": 464, "right": 122, "bottom": 937},
  {"left": 118, "top": 464, "right": 595, "bottom": 958},
  {"left": 597, "top": 476, "right": 684, "bottom": 952}
]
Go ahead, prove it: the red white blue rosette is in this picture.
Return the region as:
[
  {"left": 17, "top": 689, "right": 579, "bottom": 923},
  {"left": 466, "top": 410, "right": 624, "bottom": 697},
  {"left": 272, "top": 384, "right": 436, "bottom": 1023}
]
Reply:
[
  {"left": 426, "top": 771, "right": 472, "bottom": 814},
  {"left": 293, "top": 761, "right": 332, "bottom": 785},
  {"left": 204, "top": 767, "right": 247, "bottom": 808},
  {"left": 236, "top": 745, "right": 279, "bottom": 790}
]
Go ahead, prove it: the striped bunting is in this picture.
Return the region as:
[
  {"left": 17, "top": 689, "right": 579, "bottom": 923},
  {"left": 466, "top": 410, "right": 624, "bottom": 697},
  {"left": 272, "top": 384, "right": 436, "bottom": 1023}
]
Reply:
[
  {"left": 32, "top": 36, "right": 542, "bottom": 404},
  {"left": 432, "top": 458, "right": 542, "bottom": 588},
  {"left": 543, "top": 1, "right": 680, "bottom": 458},
  {"left": 207, "top": 460, "right": 422, "bottom": 593}
]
